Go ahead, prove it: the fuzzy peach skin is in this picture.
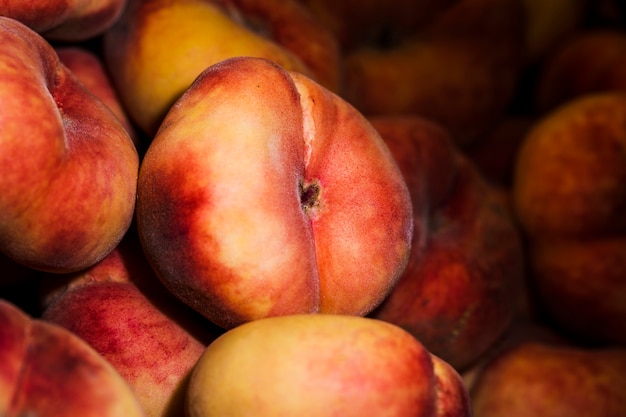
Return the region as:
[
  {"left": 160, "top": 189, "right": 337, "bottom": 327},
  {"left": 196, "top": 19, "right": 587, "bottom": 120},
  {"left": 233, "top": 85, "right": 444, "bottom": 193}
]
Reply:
[
  {"left": 0, "top": 0, "right": 126, "bottom": 41},
  {"left": 40, "top": 232, "right": 223, "bottom": 417},
  {"left": 469, "top": 341, "right": 626, "bottom": 417},
  {"left": 367, "top": 116, "right": 525, "bottom": 371},
  {"left": 186, "top": 314, "right": 471, "bottom": 417},
  {"left": 512, "top": 92, "right": 626, "bottom": 345},
  {"left": 56, "top": 46, "right": 141, "bottom": 149},
  {"left": 103, "top": 0, "right": 341, "bottom": 136},
  {"left": 0, "top": 299, "right": 146, "bottom": 417},
  {"left": 136, "top": 56, "right": 413, "bottom": 330},
  {"left": 0, "top": 17, "right": 139, "bottom": 273},
  {"left": 340, "top": 0, "right": 527, "bottom": 148}
]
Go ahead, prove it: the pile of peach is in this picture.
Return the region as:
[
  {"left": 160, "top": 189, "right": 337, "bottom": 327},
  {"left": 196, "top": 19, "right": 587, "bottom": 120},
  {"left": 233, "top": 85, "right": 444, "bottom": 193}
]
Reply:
[{"left": 1, "top": 0, "right": 625, "bottom": 416}]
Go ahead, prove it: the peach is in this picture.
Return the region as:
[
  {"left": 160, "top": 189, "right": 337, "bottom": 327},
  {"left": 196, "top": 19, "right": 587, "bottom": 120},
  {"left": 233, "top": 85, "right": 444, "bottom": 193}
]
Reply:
[
  {"left": 186, "top": 314, "right": 471, "bottom": 417},
  {"left": 367, "top": 116, "right": 526, "bottom": 371},
  {"left": 0, "top": 299, "right": 146, "bottom": 417},
  {"left": 512, "top": 92, "right": 626, "bottom": 345},
  {"left": 534, "top": 29, "right": 626, "bottom": 113},
  {"left": 460, "top": 319, "right": 570, "bottom": 390},
  {"left": 40, "top": 231, "right": 222, "bottom": 417},
  {"left": 470, "top": 341, "right": 626, "bottom": 416},
  {"left": 0, "top": 0, "right": 126, "bottom": 41},
  {"left": 296, "top": 0, "right": 461, "bottom": 52},
  {"left": 528, "top": 237, "right": 626, "bottom": 345},
  {"left": 102, "top": 0, "right": 341, "bottom": 136},
  {"left": 136, "top": 56, "right": 413, "bottom": 329},
  {"left": 340, "top": 0, "right": 528, "bottom": 148},
  {"left": 0, "top": 16, "right": 139, "bottom": 273}
]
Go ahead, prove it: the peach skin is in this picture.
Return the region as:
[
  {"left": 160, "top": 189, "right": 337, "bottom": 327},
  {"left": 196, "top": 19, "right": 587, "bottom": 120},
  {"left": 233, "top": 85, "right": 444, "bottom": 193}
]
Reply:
[{"left": 56, "top": 46, "right": 141, "bottom": 150}]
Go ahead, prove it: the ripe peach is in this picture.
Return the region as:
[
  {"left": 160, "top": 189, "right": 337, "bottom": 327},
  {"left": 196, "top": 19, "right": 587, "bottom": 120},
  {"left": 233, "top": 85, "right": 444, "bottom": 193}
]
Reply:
[
  {"left": 0, "top": 16, "right": 138, "bottom": 273},
  {"left": 368, "top": 116, "right": 525, "bottom": 371},
  {"left": 103, "top": 0, "right": 341, "bottom": 135},
  {"left": 534, "top": 29, "right": 626, "bottom": 113},
  {"left": 470, "top": 341, "right": 626, "bottom": 417},
  {"left": 186, "top": 314, "right": 471, "bottom": 417},
  {"left": 0, "top": 0, "right": 126, "bottom": 41},
  {"left": 512, "top": 92, "right": 626, "bottom": 345},
  {"left": 41, "top": 232, "right": 222, "bottom": 417},
  {"left": 136, "top": 56, "right": 413, "bottom": 329},
  {"left": 340, "top": 0, "right": 527, "bottom": 148},
  {"left": 0, "top": 299, "right": 146, "bottom": 417}
]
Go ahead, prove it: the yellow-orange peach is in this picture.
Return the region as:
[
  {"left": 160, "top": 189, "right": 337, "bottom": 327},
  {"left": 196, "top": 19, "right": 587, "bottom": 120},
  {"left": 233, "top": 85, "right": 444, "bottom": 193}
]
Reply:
[
  {"left": 187, "top": 314, "right": 471, "bottom": 417},
  {"left": 103, "top": 0, "right": 341, "bottom": 136}
]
